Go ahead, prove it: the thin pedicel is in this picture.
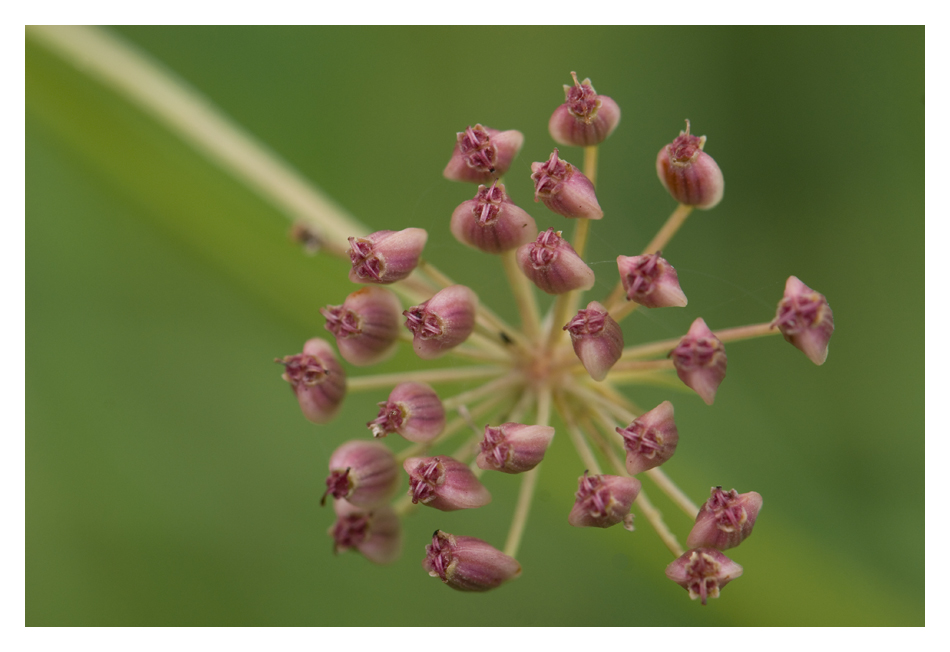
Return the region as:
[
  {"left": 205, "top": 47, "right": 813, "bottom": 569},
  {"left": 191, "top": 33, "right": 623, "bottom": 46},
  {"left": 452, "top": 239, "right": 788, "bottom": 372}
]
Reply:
[{"left": 274, "top": 72, "right": 835, "bottom": 603}]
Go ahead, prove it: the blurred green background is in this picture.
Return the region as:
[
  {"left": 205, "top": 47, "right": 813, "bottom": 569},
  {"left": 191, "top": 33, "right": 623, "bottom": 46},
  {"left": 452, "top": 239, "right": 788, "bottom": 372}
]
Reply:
[{"left": 26, "top": 26, "right": 923, "bottom": 626}]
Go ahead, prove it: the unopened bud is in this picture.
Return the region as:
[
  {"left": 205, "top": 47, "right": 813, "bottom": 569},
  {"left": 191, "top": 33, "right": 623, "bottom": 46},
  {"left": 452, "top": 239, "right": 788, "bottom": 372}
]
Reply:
[
  {"left": 616, "top": 252, "right": 688, "bottom": 308},
  {"left": 322, "top": 440, "right": 399, "bottom": 508},
  {"left": 666, "top": 548, "right": 743, "bottom": 605},
  {"left": 443, "top": 124, "right": 524, "bottom": 183},
  {"left": 531, "top": 149, "right": 603, "bottom": 219},
  {"left": 568, "top": 471, "right": 641, "bottom": 529},
  {"left": 367, "top": 382, "right": 445, "bottom": 443},
  {"left": 476, "top": 422, "right": 555, "bottom": 474},
  {"left": 548, "top": 72, "right": 621, "bottom": 147},
  {"left": 423, "top": 530, "right": 521, "bottom": 592},
  {"left": 687, "top": 486, "right": 763, "bottom": 551},
  {"left": 329, "top": 499, "right": 402, "bottom": 565},
  {"left": 670, "top": 318, "right": 727, "bottom": 405},
  {"left": 656, "top": 120, "right": 724, "bottom": 210},
  {"left": 321, "top": 287, "right": 402, "bottom": 366},
  {"left": 275, "top": 338, "right": 346, "bottom": 424},
  {"left": 616, "top": 400, "right": 679, "bottom": 475},
  {"left": 564, "top": 301, "right": 624, "bottom": 382},
  {"left": 770, "top": 276, "right": 834, "bottom": 365},
  {"left": 404, "top": 456, "right": 491, "bottom": 511},
  {"left": 516, "top": 228, "right": 595, "bottom": 295},
  {"left": 403, "top": 285, "right": 478, "bottom": 359},
  {"left": 348, "top": 228, "right": 428, "bottom": 285},
  {"left": 450, "top": 181, "right": 538, "bottom": 254}
]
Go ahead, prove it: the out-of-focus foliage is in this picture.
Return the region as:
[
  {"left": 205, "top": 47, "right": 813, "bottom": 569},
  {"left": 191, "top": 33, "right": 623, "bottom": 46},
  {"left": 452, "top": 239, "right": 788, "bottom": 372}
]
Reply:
[{"left": 26, "top": 26, "right": 923, "bottom": 625}]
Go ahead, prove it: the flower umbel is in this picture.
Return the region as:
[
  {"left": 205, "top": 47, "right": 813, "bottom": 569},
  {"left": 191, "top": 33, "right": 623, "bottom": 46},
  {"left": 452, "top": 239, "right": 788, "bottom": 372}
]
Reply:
[{"left": 277, "top": 72, "right": 834, "bottom": 603}]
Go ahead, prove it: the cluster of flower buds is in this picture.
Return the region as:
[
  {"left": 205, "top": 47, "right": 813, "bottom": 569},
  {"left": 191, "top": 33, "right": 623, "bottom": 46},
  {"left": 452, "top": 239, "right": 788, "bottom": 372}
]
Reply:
[{"left": 273, "top": 70, "right": 836, "bottom": 608}]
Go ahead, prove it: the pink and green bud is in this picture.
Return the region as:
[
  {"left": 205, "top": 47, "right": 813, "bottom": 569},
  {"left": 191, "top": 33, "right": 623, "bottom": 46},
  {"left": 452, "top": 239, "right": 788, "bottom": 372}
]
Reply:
[
  {"left": 770, "top": 276, "right": 835, "bottom": 365},
  {"left": 321, "top": 440, "right": 399, "bottom": 509},
  {"left": 564, "top": 301, "right": 624, "bottom": 382},
  {"left": 450, "top": 181, "right": 538, "bottom": 254},
  {"left": 656, "top": 120, "right": 725, "bottom": 210},
  {"left": 516, "top": 228, "right": 595, "bottom": 295},
  {"left": 568, "top": 471, "right": 641, "bottom": 529},
  {"left": 616, "top": 400, "right": 679, "bottom": 475},
  {"left": 670, "top": 318, "right": 728, "bottom": 405},
  {"left": 367, "top": 381, "right": 445, "bottom": 443},
  {"left": 665, "top": 548, "right": 743, "bottom": 605},
  {"left": 403, "top": 285, "right": 478, "bottom": 359},
  {"left": 404, "top": 456, "right": 492, "bottom": 511},
  {"left": 530, "top": 148, "right": 603, "bottom": 219},
  {"left": 321, "top": 286, "right": 402, "bottom": 366},
  {"left": 443, "top": 124, "right": 524, "bottom": 184},
  {"left": 275, "top": 338, "right": 346, "bottom": 424},
  {"left": 617, "top": 252, "right": 688, "bottom": 308},
  {"left": 348, "top": 228, "right": 428, "bottom": 285},
  {"left": 476, "top": 422, "right": 555, "bottom": 474},
  {"left": 329, "top": 499, "right": 402, "bottom": 565},
  {"left": 687, "top": 486, "right": 763, "bottom": 551},
  {"left": 423, "top": 530, "right": 521, "bottom": 592},
  {"left": 548, "top": 72, "right": 621, "bottom": 148}
]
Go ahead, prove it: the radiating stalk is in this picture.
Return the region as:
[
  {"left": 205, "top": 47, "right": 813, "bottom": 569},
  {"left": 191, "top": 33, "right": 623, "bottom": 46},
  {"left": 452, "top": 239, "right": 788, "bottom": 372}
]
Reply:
[
  {"left": 503, "top": 385, "right": 551, "bottom": 557},
  {"left": 348, "top": 366, "right": 506, "bottom": 391}
]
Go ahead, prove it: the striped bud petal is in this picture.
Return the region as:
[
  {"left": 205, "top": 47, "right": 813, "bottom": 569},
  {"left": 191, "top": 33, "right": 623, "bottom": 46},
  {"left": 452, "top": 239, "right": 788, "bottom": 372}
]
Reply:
[
  {"left": 568, "top": 471, "right": 641, "bottom": 529},
  {"left": 530, "top": 148, "right": 603, "bottom": 219},
  {"left": 443, "top": 124, "right": 524, "bottom": 183},
  {"left": 770, "top": 276, "right": 834, "bottom": 365},
  {"left": 423, "top": 530, "right": 521, "bottom": 592},
  {"left": 476, "top": 422, "right": 555, "bottom": 474},
  {"left": 617, "top": 252, "right": 688, "bottom": 308},
  {"left": 275, "top": 338, "right": 346, "bottom": 424},
  {"left": 548, "top": 72, "right": 621, "bottom": 147},
  {"left": 348, "top": 228, "right": 428, "bottom": 285},
  {"left": 367, "top": 382, "right": 445, "bottom": 443},
  {"left": 666, "top": 548, "right": 743, "bottom": 605},
  {"left": 450, "top": 181, "right": 538, "bottom": 254},
  {"left": 322, "top": 440, "right": 399, "bottom": 509},
  {"left": 329, "top": 499, "right": 402, "bottom": 565},
  {"left": 656, "top": 120, "right": 724, "bottom": 210},
  {"left": 670, "top": 318, "right": 727, "bottom": 405},
  {"left": 564, "top": 301, "right": 624, "bottom": 381},
  {"left": 403, "top": 285, "right": 478, "bottom": 359},
  {"left": 516, "top": 228, "right": 595, "bottom": 295},
  {"left": 616, "top": 400, "right": 679, "bottom": 475},
  {"left": 404, "top": 456, "right": 491, "bottom": 511},
  {"left": 687, "top": 486, "right": 763, "bottom": 551},
  {"left": 321, "top": 286, "right": 402, "bottom": 366}
]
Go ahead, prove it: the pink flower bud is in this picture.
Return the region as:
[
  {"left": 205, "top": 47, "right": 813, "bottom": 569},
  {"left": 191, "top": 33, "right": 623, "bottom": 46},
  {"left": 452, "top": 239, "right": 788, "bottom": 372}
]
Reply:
[
  {"left": 770, "top": 276, "right": 835, "bottom": 365},
  {"left": 531, "top": 148, "right": 603, "bottom": 219},
  {"left": 404, "top": 456, "right": 491, "bottom": 511},
  {"left": 665, "top": 548, "right": 743, "bottom": 605},
  {"left": 516, "top": 228, "right": 595, "bottom": 295},
  {"left": 656, "top": 120, "right": 725, "bottom": 210},
  {"left": 423, "top": 530, "right": 521, "bottom": 592},
  {"left": 321, "top": 286, "right": 402, "bottom": 366},
  {"left": 670, "top": 318, "right": 727, "bottom": 405},
  {"left": 450, "top": 181, "right": 538, "bottom": 254},
  {"left": 548, "top": 72, "right": 621, "bottom": 148},
  {"left": 568, "top": 471, "right": 641, "bottom": 529},
  {"left": 476, "top": 422, "right": 555, "bottom": 474},
  {"left": 616, "top": 252, "right": 688, "bottom": 308},
  {"left": 616, "top": 400, "right": 679, "bottom": 475},
  {"left": 322, "top": 440, "right": 399, "bottom": 509},
  {"left": 687, "top": 486, "right": 763, "bottom": 551},
  {"left": 443, "top": 124, "right": 524, "bottom": 184},
  {"left": 564, "top": 301, "right": 624, "bottom": 382},
  {"left": 403, "top": 285, "right": 478, "bottom": 360},
  {"left": 275, "top": 338, "right": 346, "bottom": 424},
  {"left": 367, "top": 382, "right": 445, "bottom": 443},
  {"left": 347, "top": 228, "right": 428, "bottom": 285},
  {"left": 329, "top": 499, "right": 402, "bottom": 565}
]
